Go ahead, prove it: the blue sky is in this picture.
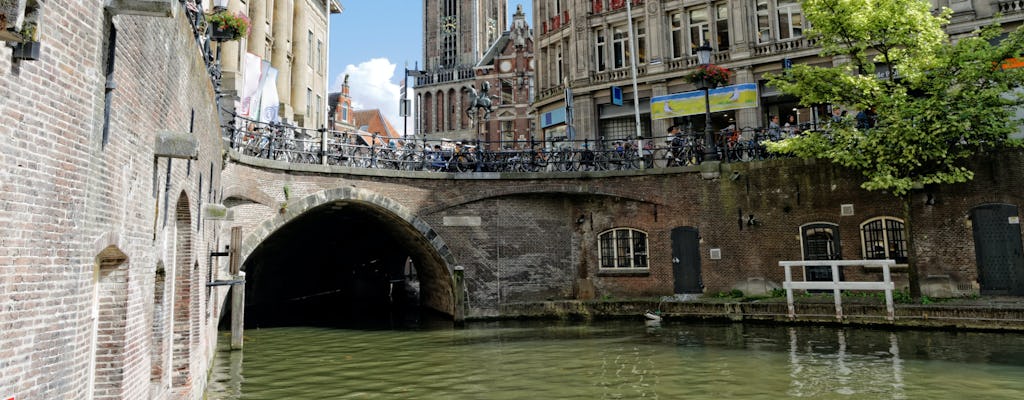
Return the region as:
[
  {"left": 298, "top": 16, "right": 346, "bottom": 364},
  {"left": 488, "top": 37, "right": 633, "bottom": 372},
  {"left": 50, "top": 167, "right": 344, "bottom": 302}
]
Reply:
[{"left": 327, "top": 1, "right": 532, "bottom": 135}]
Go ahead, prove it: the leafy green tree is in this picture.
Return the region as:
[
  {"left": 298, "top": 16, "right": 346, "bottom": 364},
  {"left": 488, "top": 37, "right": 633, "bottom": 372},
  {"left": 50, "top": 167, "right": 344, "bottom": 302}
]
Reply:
[{"left": 766, "top": 0, "right": 1024, "bottom": 298}]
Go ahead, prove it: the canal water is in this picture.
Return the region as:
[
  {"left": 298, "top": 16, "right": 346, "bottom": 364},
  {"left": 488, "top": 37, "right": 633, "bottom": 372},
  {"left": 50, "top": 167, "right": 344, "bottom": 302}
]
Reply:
[{"left": 205, "top": 319, "right": 1024, "bottom": 399}]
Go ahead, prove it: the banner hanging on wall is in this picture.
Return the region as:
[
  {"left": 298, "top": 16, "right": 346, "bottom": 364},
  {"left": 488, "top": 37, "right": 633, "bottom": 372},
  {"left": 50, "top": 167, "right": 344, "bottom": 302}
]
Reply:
[{"left": 650, "top": 83, "right": 758, "bottom": 120}]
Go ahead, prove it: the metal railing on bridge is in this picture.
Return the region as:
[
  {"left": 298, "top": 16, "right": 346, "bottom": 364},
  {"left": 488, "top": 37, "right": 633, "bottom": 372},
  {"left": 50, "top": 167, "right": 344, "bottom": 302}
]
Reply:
[{"left": 222, "top": 115, "right": 831, "bottom": 173}]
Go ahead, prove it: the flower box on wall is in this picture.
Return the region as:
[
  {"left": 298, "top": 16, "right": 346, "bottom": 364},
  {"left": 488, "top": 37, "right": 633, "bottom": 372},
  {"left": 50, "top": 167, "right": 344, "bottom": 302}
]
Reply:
[
  {"left": 12, "top": 40, "right": 40, "bottom": 60},
  {"left": 103, "top": 0, "right": 177, "bottom": 18},
  {"left": 206, "top": 10, "right": 250, "bottom": 41},
  {"left": 210, "top": 24, "right": 237, "bottom": 41}
]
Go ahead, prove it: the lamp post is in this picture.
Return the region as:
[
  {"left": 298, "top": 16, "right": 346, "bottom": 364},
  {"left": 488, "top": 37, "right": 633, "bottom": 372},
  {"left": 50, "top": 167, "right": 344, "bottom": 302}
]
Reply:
[
  {"left": 697, "top": 40, "right": 717, "bottom": 162},
  {"left": 626, "top": 0, "right": 644, "bottom": 169}
]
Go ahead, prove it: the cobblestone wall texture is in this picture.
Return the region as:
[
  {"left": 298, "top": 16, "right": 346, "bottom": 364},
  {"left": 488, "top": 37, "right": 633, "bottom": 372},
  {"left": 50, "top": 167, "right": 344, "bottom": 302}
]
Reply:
[{"left": 1, "top": 3, "right": 228, "bottom": 399}]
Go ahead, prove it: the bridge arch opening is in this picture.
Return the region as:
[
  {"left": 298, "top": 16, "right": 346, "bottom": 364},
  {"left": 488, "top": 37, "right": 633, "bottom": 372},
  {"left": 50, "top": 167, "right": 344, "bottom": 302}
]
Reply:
[{"left": 240, "top": 199, "right": 455, "bottom": 328}]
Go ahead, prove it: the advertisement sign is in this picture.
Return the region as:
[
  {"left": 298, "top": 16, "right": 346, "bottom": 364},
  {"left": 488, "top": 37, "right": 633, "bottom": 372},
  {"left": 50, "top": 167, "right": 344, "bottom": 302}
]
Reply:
[{"left": 650, "top": 83, "right": 758, "bottom": 120}]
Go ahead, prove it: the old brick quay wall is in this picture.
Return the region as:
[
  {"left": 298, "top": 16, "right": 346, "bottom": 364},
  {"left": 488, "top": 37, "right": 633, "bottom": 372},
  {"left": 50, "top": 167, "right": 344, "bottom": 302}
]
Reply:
[
  {"left": 2, "top": 3, "right": 230, "bottom": 400},
  {"left": 223, "top": 148, "right": 1024, "bottom": 319}
]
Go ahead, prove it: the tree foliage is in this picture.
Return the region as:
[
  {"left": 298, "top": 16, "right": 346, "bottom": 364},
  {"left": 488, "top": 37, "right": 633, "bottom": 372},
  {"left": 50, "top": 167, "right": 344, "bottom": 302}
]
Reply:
[{"left": 766, "top": 0, "right": 1024, "bottom": 197}]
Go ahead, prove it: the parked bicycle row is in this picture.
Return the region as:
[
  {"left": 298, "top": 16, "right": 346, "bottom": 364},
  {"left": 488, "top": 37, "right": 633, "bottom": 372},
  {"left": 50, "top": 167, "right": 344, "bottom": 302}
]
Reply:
[{"left": 224, "top": 121, "right": 795, "bottom": 173}]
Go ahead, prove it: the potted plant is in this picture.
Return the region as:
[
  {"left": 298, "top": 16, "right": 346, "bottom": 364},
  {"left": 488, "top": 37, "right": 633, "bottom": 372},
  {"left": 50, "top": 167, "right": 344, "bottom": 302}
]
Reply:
[
  {"left": 207, "top": 10, "right": 249, "bottom": 41},
  {"left": 686, "top": 64, "right": 732, "bottom": 89}
]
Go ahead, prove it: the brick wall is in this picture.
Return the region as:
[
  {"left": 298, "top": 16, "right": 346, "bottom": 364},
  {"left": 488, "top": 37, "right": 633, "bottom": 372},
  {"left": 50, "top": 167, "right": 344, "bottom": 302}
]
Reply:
[
  {"left": 1, "top": 2, "right": 228, "bottom": 399},
  {"left": 223, "top": 149, "right": 1024, "bottom": 318}
]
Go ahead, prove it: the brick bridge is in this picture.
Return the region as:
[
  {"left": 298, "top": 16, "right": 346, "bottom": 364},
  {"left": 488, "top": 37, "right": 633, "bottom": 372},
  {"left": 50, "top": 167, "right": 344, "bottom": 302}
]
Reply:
[{"left": 220, "top": 148, "right": 1024, "bottom": 323}]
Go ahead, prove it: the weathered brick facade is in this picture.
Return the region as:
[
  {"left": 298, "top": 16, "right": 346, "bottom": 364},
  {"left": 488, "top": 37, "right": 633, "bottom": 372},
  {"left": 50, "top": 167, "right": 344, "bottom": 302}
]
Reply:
[
  {"left": 222, "top": 150, "right": 1024, "bottom": 319},
  {"left": 1, "top": 2, "right": 228, "bottom": 399}
]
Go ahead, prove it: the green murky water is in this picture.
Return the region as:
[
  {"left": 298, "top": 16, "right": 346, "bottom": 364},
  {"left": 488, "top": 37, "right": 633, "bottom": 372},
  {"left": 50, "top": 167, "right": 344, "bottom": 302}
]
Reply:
[{"left": 205, "top": 320, "right": 1024, "bottom": 399}]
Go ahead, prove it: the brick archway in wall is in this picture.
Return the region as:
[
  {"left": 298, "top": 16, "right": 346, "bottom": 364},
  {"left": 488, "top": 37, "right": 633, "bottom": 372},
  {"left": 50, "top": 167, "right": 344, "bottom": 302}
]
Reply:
[{"left": 238, "top": 186, "right": 458, "bottom": 317}]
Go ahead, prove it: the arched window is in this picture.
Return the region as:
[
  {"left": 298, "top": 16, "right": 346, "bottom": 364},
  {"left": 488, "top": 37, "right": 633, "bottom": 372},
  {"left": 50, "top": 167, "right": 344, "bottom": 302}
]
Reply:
[
  {"left": 860, "top": 217, "right": 908, "bottom": 264},
  {"left": 598, "top": 228, "right": 649, "bottom": 269}
]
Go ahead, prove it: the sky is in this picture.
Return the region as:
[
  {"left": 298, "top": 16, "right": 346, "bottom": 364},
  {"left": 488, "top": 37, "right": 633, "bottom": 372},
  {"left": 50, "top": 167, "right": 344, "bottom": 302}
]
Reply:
[{"left": 327, "top": 0, "right": 532, "bottom": 136}]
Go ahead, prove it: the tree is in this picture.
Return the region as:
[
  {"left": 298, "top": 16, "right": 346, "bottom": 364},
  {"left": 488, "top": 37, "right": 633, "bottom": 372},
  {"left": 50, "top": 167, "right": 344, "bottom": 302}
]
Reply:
[{"left": 765, "top": 0, "right": 1024, "bottom": 298}]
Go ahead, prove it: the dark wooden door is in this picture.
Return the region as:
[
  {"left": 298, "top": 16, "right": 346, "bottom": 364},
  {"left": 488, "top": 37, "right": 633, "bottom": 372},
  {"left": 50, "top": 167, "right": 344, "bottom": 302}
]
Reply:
[
  {"left": 971, "top": 204, "right": 1024, "bottom": 295},
  {"left": 671, "top": 227, "right": 702, "bottom": 294}
]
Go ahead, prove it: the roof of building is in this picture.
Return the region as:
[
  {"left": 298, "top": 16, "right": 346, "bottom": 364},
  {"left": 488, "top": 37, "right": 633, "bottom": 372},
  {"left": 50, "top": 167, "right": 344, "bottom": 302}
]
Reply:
[{"left": 353, "top": 109, "right": 400, "bottom": 141}]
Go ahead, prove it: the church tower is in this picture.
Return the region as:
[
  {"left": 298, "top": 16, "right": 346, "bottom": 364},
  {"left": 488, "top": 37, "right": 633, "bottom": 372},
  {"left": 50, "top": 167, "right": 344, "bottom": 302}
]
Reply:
[{"left": 417, "top": 0, "right": 508, "bottom": 141}]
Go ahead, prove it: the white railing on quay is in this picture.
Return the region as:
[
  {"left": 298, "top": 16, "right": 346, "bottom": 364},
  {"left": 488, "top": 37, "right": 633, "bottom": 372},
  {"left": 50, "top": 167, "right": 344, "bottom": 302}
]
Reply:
[{"left": 780, "top": 259, "right": 896, "bottom": 321}]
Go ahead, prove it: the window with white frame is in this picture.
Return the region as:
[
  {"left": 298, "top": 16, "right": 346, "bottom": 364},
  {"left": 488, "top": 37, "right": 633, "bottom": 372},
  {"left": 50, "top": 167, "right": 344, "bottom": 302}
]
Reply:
[
  {"left": 306, "top": 88, "right": 312, "bottom": 117},
  {"left": 756, "top": 0, "right": 771, "bottom": 43},
  {"left": 598, "top": 228, "right": 649, "bottom": 269},
  {"left": 612, "top": 25, "right": 629, "bottom": 69},
  {"left": 861, "top": 217, "right": 908, "bottom": 264},
  {"left": 777, "top": 0, "right": 803, "bottom": 40},
  {"left": 689, "top": 8, "right": 710, "bottom": 54},
  {"left": 595, "top": 28, "right": 607, "bottom": 71},
  {"left": 669, "top": 12, "right": 685, "bottom": 59}
]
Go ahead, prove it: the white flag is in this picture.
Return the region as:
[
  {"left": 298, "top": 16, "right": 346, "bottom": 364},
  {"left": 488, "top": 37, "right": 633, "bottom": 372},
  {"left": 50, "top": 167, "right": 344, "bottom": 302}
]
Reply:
[
  {"left": 239, "top": 53, "right": 263, "bottom": 117},
  {"left": 259, "top": 67, "right": 280, "bottom": 124}
]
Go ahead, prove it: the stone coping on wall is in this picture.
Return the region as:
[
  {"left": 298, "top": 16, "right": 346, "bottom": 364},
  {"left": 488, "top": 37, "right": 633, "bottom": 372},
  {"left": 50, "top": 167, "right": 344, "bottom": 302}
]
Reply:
[{"left": 490, "top": 298, "right": 1024, "bottom": 332}]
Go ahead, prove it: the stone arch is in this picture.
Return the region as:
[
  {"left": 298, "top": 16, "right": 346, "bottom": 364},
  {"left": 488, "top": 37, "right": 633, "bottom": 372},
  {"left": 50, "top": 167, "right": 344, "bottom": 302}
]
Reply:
[
  {"left": 171, "top": 191, "right": 194, "bottom": 387},
  {"left": 238, "top": 186, "right": 458, "bottom": 316}
]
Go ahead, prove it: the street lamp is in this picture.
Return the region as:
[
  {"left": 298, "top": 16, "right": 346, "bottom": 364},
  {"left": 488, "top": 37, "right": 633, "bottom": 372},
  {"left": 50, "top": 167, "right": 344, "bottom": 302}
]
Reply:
[{"left": 697, "top": 40, "right": 717, "bottom": 162}]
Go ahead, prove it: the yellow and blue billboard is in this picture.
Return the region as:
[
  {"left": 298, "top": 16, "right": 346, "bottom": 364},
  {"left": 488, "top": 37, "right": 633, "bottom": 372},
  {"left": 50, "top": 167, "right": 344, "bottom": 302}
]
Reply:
[{"left": 650, "top": 83, "right": 758, "bottom": 120}]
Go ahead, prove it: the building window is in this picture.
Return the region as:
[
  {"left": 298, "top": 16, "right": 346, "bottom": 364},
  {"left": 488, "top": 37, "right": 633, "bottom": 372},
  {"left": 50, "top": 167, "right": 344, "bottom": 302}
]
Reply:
[
  {"left": 501, "top": 78, "right": 514, "bottom": 105},
  {"left": 317, "top": 39, "right": 323, "bottom": 74},
  {"left": 316, "top": 94, "right": 322, "bottom": 128},
  {"left": 599, "top": 228, "right": 649, "bottom": 269},
  {"left": 556, "top": 44, "right": 564, "bottom": 84},
  {"left": 669, "top": 12, "right": 685, "bottom": 59},
  {"left": 689, "top": 8, "right": 710, "bottom": 54},
  {"left": 307, "top": 30, "right": 314, "bottom": 66},
  {"left": 802, "top": 223, "right": 840, "bottom": 260},
  {"left": 595, "top": 28, "right": 607, "bottom": 72},
  {"left": 442, "top": 35, "right": 457, "bottom": 68},
  {"left": 612, "top": 25, "right": 629, "bottom": 69},
  {"left": 777, "top": 0, "right": 803, "bottom": 40},
  {"left": 801, "top": 222, "right": 841, "bottom": 281},
  {"left": 756, "top": 0, "right": 771, "bottom": 43},
  {"left": 306, "top": 88, "right": 312, "bottom": 117},
  {"left": 501, "top": 120, "right": 514, "bottom": 140},
  {"left": 715, "top": 3, "right": 730, "bottom": 51},
  {"left": 635, "top": 19, "right": 646, "bottom": 64},
  {"left": 861, "top": 217, "right": 908, "bottom": 264}
]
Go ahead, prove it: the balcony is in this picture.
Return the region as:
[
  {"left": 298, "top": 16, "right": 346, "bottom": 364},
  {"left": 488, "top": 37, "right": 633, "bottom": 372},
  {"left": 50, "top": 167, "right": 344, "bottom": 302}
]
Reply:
[
  {"left": 1000, "top": 0, "right": 1024, "bottom": 13},
  {"left": 415, "top": 67, "right": 477, "bottom": 86},
  {"left": 751, "top": 37, "right": 815, "bottom": 57}
]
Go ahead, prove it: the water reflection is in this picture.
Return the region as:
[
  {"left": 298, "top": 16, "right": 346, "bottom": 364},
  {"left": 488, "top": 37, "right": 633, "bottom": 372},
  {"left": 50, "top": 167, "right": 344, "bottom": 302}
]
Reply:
[{"left": 206, "top": 321, "right": 1024, "bottom": 399}]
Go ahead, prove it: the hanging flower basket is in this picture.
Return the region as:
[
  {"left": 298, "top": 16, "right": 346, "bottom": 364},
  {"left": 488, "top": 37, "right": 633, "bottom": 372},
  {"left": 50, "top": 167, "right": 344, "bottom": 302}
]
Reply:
[
  {"left": 687, "top": 64, "right": 732, "bottom": 89},
  {"left": 207, "top": 10, "right": 249, "bottom": 41}
]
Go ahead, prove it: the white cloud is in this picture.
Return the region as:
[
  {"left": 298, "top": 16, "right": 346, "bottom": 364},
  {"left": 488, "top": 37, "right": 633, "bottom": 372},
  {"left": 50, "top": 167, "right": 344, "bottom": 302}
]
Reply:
[{"left": 330, "top": 58, "right": 414, "bottom": 136}]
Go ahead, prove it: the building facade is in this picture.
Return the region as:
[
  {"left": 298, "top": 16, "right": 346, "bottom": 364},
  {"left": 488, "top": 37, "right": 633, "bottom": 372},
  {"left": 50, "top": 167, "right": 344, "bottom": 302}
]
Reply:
[
  {"left": 416, "top": 0, "right": 511, "bottom": 143},
  {"left": 219, "top": 0, "right": 342, "bottom": 130},
  {"left": 531, "top": 0, "right": 1024, "bottom": 144},
  {"left": 473, "top": 5, "right": 537, "bottom": 148}
]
